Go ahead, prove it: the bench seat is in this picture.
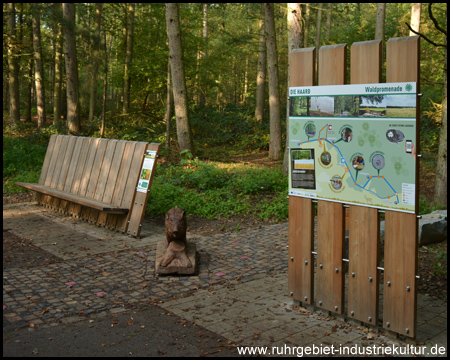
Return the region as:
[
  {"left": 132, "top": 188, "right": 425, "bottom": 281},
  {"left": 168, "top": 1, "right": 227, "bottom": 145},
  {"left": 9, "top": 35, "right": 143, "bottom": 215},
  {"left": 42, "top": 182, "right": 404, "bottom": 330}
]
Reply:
[{"left": 16, "top": 182, "right": 129, "bottom": 214}]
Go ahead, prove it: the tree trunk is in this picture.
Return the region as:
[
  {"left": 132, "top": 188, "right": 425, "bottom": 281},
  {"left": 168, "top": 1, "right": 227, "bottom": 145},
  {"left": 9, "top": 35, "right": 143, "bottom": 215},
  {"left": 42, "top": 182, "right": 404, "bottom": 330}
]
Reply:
[
  {"left": 314, "top": 3, "right": 322, "bottom": 79},
  {"left": 199, "top": 3, "right": 208, "bottom": 107},
  {"left": 304, "top": 3, "right": 310, "bottom": 48},
  {"left": 53, "top": 4, "right": 63, "bottom": 126},
  {"left": 255, "top": 4, "right": 266, "bottom": 123},
  {"left": 282, "top": 3, "right": 302, "bottom": 175},
  {"left": 101, "top": 32, "right": 110, "bottom": 137},
  {"left": 7, "top": 3, "right": 20, "bottom": 126},
  {"left": 89, "top": 3, "right": 103, "bottom": 123},
  {"left": 375, "top": 4, "right": 386, "bottom": 41},
  {"left": 32, "top": 4, "right": 46, "bottom": 129},
  {"left": 123, "top": 3, "right": 135, "bottom": 114},
  {"left": 165, "top": 59, "right": 173, "bottom": 149},
  {"left": 326, "top": 3, "right": 332, "bottom": 41},
  {"left": 63, "top": 3, "right": 81, "bottom": 134},
  {"left": 265, "top": 3, "right": 282, "bottom": 160},
  {"left": 433, "top": 18, "right": 447, "bottom": 207},
  {"left": 165, "top": 3, "right": 194, "bottom": 155},
  {"left": 409, "top": 3, "right": 421, "bottom": 36}
]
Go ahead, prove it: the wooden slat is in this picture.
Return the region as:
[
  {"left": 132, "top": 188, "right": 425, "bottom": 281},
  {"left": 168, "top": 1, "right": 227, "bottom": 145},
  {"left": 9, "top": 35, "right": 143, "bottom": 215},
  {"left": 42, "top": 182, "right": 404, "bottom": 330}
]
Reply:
[
  {"left": 57, "top": 136, "right": 79, "bottom": 212},
  {"left": 38, "top": 135, "right": 58, "bottom": 185},
  {"left": 127, "top": 143, "right": 161, "bottom": 237},
  {"left": 289, "top": 47, "right": 316, "bottom": 88},
  {"left": 316, "top": 201, "right": 345, "bottom": 314},
  {"left": 383, "top": 212, "right": 417, "bottom": 337},
  {"left": 383, "top": 35, "right": 420, "bottom": 338},
  {"left": 348, "top": 206, "right": 379, "bottom": 324},
  {"left": 108, "top": 141, "right": 138, "bottom": 231},
  {"left": 74, "top": 138, "right": 100, "bottom": 218},
  {"left": 97, "top": 140, "right": 127, "bottom": 226},
  {"left": 44, "top": 136, "right": 63, "bottom": 187},
  {"left": 41, "top": 136, "right": 64, "bottom": 207},
  {"left": 288, "top": 196, "right": 314, "bottom": 304},
  {"left": 350, "top": 40, "right": 382, "bottom": 84},
  {"left": 67, "top": 137, "right": 92, "bottom": 217},
  {"left": 48, "top": 136, "right": 70, "bottom": 209},
  {"left": 288, "top": 47, "right": 316, "bottom": 304},
  {"left": 347, "top": 39, "right": 382, "bottom": 325},
  {"left": 315, "top": 43, "right": 347, "bottom": 314},
  {"left": 318, "top": 44, "right": 347, "bottom": 86},
  {"left": 115, "top": 142, "right": 148, "bottom": 233},
  {"left": 16, "top": 183, "right": 129, "bottom": 214},
  {"left": 86, "top": 139, "right": 118, "bottom": 223},
  {"left": 50, "top": 136, "right": 70, "bottom": 189}
]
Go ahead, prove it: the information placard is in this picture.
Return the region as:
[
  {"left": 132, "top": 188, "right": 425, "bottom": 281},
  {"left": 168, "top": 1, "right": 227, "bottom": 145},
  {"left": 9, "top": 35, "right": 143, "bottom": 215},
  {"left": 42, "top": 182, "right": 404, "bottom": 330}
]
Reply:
[
  {"left": 288, "top": 82, "right": 417, "bottom": 213},
  {"left": 137, "top": 150, "right": 157, "bottom": 193}
]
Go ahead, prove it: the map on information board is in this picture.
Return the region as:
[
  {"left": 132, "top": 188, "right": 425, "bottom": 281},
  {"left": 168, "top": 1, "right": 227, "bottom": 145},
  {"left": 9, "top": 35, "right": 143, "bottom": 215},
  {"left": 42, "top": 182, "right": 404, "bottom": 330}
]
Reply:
[{"left": 288, "top": 82, "right": 417, "bottom": 213}]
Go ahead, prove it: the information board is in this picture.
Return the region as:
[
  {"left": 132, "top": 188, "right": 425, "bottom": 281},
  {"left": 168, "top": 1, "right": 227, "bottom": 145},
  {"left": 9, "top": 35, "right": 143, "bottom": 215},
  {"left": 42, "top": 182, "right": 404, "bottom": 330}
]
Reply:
[
  {"left": 288, "top": 82, "right": 417, "bottom": 213},
  {"left": 137, "top": 150, "right": 157, "bottom": 193}
]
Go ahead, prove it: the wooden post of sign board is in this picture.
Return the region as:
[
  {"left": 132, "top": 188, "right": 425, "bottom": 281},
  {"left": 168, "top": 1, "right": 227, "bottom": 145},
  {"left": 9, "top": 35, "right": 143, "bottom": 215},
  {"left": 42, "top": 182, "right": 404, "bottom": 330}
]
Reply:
[
  {"left": 315, "top": 43, "right": 347, "bottom": 314},
  {"left": 347, "top": 39, "right": 382, "bottom": 326},
  {"left": 288, "top": 47, "right": 316, "bottom": 305},
  {"left": 383, "top": 36, "right": 420, "bottom": 338}
]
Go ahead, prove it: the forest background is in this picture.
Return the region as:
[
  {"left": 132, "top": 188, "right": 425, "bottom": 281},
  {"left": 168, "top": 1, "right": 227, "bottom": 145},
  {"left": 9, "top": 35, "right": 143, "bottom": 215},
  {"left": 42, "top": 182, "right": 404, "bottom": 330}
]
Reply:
[{"left": 3, "top": 3, "right": 447, "bottom": 227}]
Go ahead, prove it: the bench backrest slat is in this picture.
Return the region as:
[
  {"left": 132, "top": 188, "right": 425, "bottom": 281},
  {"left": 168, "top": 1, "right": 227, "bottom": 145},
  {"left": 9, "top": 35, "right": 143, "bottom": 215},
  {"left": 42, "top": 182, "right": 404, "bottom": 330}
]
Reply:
[
  {"left": 64, "top": 137, "right": 84, "bottom": 193},
  {"left": 85, "top": 139, "right": 108, "bottom": 200},
  {"left": 114, "top": 141, "right": 148, "bottom": 232},
  {"left": 44, "top": 135, "right": 64, "bottom": 187},
  {"left": 69, "top": 137, "right": 92, "bottom": 194},
  {"left": 50, "top": 135, "right": 70, "bottom": 189},
  {"left": 102, "top": 140, "right": 126, "bottom": 204},
  {"left": 57, "top": 136, "right": 78, "bottom": 191},
  {"left": 93, "top": 139, "right": 118, "bottom": 202},
  {"left": 39, "top": 135, "right": 57, "bottom": 185},
  {"left": 79, "top": 138, "right": 100, "bottom": 197}
]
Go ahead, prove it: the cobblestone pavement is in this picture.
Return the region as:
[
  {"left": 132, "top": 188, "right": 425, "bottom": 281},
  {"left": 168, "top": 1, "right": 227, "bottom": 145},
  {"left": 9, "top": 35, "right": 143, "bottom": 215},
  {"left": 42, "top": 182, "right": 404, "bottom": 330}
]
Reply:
[{"left": 3, "top": 203, "right": 448, "bottom": 356}]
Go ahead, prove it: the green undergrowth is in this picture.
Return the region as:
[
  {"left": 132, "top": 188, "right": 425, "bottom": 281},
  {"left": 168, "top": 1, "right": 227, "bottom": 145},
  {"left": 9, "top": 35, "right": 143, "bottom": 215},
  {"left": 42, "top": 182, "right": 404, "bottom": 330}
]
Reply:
[{"left": 147, "top": 161, "right": 289, "bottom": 221}]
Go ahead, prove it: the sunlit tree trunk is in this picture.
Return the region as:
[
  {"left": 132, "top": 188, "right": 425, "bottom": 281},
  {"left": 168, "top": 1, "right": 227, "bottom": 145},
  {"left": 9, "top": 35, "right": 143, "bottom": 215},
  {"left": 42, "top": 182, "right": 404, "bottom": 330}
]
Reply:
[
  {"left": 375, "top": 4, "right": 386, "bottom": 41},
  {"left": 255, "top": 4, "right": 266, "bottom": 123},
  {"left": 33, "top": 4, "right": 46, "bottom": 129},
  {"left": 7, "top": 3, "right": 20, "bottom": 126},
  {"left": 282, "top": 3, "right": 302, "bottom": 175},
  {"left": 304, "top": 3, "right": 310, "bottom": 48},
  {"left": 165, "top": 3, "right": 194, "bottom": 155},
  {"left": 409, "top": 3, "right": 421, "bottom": 36},
  {"left": 123, "top": 3, "right": 135, "bottom": 114}
]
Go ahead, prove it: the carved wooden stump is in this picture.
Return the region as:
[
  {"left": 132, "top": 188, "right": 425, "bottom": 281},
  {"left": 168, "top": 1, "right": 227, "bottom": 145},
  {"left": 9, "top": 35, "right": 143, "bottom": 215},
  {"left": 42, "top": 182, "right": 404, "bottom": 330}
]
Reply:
[{"left": 155, "top": 206, "right": 197, "bottom": 275}]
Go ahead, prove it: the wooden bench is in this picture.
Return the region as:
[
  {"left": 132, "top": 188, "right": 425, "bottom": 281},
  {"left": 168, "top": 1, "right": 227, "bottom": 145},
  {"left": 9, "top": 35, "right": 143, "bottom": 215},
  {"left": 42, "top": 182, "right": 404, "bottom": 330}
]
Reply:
[{"left": 17, "top": 135, "right": 161, "bottom": 237}]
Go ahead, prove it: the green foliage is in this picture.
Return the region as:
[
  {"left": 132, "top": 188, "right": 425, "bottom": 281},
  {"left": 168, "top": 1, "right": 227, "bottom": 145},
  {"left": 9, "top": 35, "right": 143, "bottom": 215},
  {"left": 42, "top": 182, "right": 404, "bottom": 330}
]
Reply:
[
  {"left": 147, "top": 160, "right": 288, "bottom": 221},
  {"left": 418, "top": 195, "right": 446, "bottom": 215},
  {"left": 3, "top": 136, "right": 48, "bottom": 193},
  {"left": 190, "top": 104, "right": 270, "bottom": 150},
  {"left": 431, "top": 248, "right": 447, "bottom": 277}
]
